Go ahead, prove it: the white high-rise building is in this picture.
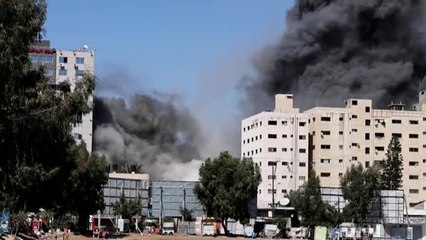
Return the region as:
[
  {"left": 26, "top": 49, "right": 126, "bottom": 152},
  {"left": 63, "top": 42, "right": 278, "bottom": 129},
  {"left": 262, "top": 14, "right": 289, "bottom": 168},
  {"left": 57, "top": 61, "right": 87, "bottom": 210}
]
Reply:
[
  {"left": 241, "top": 94, "right": 309, "bottom": 215},
  {"left": 305, "top": 94, "right": 426, "bottom": 207},
  {"left": 29, "top": 41, "right": 94, "bottom": 152}
]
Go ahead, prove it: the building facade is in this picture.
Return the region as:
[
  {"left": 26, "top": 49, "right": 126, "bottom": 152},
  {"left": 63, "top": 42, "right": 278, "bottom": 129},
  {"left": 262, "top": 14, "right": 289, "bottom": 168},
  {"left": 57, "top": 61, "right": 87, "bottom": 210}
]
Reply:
[
  {"left": 241, "top": 94, "right": 309, "bottom": 212},
  {"left": 243, "top": 92, "right": 426, "bottom": 211},
  {"left": 29, "top": 40, "right": 94, "bottom": 152},
  {"left": 102, "top": 173, "right": 150, "bottom": 216},
  {"left": 305, "top": 96, "right": 426, "bottom": 207},
  {"left": 150, "top": 180, "right": 205, "bottom": 219}
]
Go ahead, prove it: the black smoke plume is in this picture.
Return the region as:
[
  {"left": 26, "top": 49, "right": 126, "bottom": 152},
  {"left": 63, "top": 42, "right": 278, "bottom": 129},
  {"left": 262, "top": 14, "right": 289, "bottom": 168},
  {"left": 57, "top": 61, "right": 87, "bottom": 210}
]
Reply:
[
  {"left": 93, "top": 94, "right": 203, "bottom": 180},
  {"left": 243, "top": 0, "right": 426, "bottom": 112}
]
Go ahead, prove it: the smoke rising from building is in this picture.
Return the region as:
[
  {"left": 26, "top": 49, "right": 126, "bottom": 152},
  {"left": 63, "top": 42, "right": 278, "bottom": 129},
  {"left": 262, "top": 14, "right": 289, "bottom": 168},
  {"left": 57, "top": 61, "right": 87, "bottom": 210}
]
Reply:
[
  {"left": 93, "top": 94, "right": 204, "bottom": 180},
  {"left": 242, "top": 0, "right": 426, "bottom": 113}
]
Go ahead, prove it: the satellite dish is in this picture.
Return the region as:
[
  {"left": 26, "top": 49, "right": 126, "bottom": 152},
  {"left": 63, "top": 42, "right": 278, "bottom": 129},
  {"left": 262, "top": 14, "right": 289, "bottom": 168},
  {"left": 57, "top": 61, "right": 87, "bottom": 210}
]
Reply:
[
  {"left": 82, "top": 45, "right": 89, "bottom": 50},
  {"left": 279, "top": 198, "right": 290, "bottom": 206}
]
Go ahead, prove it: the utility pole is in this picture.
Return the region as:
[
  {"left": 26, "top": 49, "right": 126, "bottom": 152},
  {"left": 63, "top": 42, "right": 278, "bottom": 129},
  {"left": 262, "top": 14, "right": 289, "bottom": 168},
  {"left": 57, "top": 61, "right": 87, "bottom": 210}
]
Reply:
[
  {"left": 160, "top": 186, "right": 163, "bottom": 228},
  {"left": 271, "top": 162, "right": 277, "bottom": 219}
]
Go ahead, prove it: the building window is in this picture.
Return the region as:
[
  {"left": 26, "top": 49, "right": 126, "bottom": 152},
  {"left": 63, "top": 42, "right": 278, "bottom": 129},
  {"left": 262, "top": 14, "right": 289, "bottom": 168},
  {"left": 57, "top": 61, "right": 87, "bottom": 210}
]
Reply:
[
  {"left": 76, "top": 57, "right": 85, "bottom": 64},
  {"left": 59, "top": 68, "right": 67, "bottom": 76},
  {"left": 299, "top": 176, "right": 306, "bottom": 181},
  {"left": 75, "top": 69, "right": 84, "bottom": 76},
  {"left": 282, "top": 162, "right": 288, "bottom": 166},
  {"left": 409, "top": 175, "right": 419, "bottom": 180},
  {"left": 392, "top": 133, "right": 402, "bottom": 138},
  {"left": 352, "top": 143, "right": 358, "bottom": 147},
  {"left": 299, "top": 135, "right": 306, "bottom": 140},
  {"left": 352, "top": 100, "right": 358, "bottom": 105},
  {"left": 321, "top": 145, "right": 331, "bottom": 149},
  {"left": 352, "top": 129, "right": 358, "bottom": 133},
  {"left": 282, "top": 148, "right": 287, "bottom": 152},
  {"left": 365, "top": 106, "right": 370, "bottom": 112},
  {"left": 365, "top": 161, "right": 370, "bottom": 168},
  {"left": 409, "top": 147, "right": 419, "bottom": 152},
  {"left": 320, "top": 172, "right": 331, "bottom": 177},
  {"left": 375, "top": 146, "right": 385, "bottom": 151},
  {"left": 282, "top": 120, "right": 287, "bottom": 125},
  {"left": 339, "top": 116, "right": 344, "bottom": 121},
  {"left": 409, "top": 134, "right": 419, "bottom": 139},
  {"left": 282, "top": 134, "right": 287, "bottom": 138},
  {"left": 365, "top": 133, "right": 370, "bottom": 140},
  {"left": 299, "top": 149, "right": 306, "bottom": 153},
  {"left": 259, "top": 148, "right": 262, "bottom": 153},
  {"left": 321, "top": 159, "right": 330, "bottom": 164},
  {"left": 321, "top": 116, "right": 331, "bottom": 122},
  {"left": 268, "top": 148, "right": 277, "bottom": 152},
  {"left": 268, "top": 161, "right": 277, "bottom": 166},
  {"left": 59, "top": 57, "right": 68, "bottom": 63},
  {"left": 339, "top": 159, "right": 343, "bottom": 163},
  {"left": 267, "top": 189, "right": 277, "bottom": 194},
  {"left": 365, "top": 119, "right": 371, "bottom": 126},
  {"left": 410, "top": 120, "right": 419, "bottom": 125},
  {"left": 339, "top": 131, "right": 343, "bottom": 135},
  {"left": 299, "top": 122, "right": 306, "bottom": 127},
  {"left": 375, "top": 133, "right": 385, "bottom": 138},
  {"left": 45, "top": 69, "right": 54, "bottom": 76},
  {"left": 321, "top": 130, "right": 331, "bottom": 135},
  {"left": 30, "top": 55, "right": 38, "bottom": 62},
  {"left": 392, "top": 119, "right": 402, "bottom": 124},
  {"left": 268, "top": 134, "right": 277, "bottom": 139},
  {"left": 268, "top": 120, "right": 277, "bottom": 125},
  {"left": 339, "top": 145, "right": 343, "bottom": 150},
  {"left": 409, "top": 161, "right": 419, "bottom": 166},
  {"left": 352, "top": 156, "right": 358, "bottom": 161},
  {"left": 409, "top": 189, "right": 419, "bottom": 194},
  {"left": 267, "top": 175, "right": 277, "bottom": 180},
  {"left": 282, "top": 175, "right": 287, "bottom": 179},
  {"left": 339, "top": 173, "right": 343, "bottom": 177},
  {"left": 282, "top": 189, "right": 287, "bottom": 193},
  {"left": 352, "top": 115, "right": 357, "bottom": 119},
  {"left": 299, "top": 162, "right": 306, "bottom": 167},
  {"left": 365, "top": 147, "right": 370, "bottom": 154},
  {"left": 73, "top": 133, "right": 82, "bottom": 140}
]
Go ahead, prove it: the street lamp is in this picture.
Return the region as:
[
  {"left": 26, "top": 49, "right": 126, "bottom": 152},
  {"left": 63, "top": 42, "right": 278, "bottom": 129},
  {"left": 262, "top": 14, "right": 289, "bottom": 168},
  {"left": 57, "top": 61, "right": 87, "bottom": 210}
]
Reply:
[{"left": 269, "top": 160, "right": 279, "bottom": 219}]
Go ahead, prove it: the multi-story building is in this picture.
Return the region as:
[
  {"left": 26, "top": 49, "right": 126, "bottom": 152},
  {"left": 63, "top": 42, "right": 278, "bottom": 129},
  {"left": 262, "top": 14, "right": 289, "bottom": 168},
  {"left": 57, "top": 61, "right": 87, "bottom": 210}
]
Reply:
[
  {"left": 305, "top": 93, "right": 426, "bottom": 207},
  {"left": 241, "top": 94, "right": 309, "bottom": 214},
  {"left": 29, "top": 40, "right": 94, "bottom": 152},
  {"left": 102, "top": 172, "right": 150, "bottom": 216}
]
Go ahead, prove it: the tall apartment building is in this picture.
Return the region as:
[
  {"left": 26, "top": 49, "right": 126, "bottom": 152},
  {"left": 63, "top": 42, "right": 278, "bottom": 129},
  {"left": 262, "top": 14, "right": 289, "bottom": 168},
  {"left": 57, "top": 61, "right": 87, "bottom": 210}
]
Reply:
[
  {"left": 305, "top": 93, "right": 426, "bottom": 207},
  {"left": 29, "top": 41, "right": 94, "bottom": 152},
  {"left": 241, "top": 94, "right": 309, "bottom": 214}
]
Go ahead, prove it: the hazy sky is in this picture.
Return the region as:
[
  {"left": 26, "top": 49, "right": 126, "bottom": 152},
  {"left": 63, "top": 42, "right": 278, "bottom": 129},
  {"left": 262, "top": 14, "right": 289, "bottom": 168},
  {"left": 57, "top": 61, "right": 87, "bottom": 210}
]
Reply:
[{"left": 45, "top": 1, "right": 293, "bottom": 108}]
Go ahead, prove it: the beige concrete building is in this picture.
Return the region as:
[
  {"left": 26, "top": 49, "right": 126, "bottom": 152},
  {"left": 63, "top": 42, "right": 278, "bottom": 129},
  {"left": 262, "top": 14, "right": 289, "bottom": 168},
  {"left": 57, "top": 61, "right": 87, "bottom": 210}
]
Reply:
[
  {"left": 241, "top": 94, "right": 309, "bottom": 213},
  {"left": 29, "top": 41, "right": 95, "bottom": 152},
  {"left": 305, "top": 92, "right": 426, "bottom": 207}
]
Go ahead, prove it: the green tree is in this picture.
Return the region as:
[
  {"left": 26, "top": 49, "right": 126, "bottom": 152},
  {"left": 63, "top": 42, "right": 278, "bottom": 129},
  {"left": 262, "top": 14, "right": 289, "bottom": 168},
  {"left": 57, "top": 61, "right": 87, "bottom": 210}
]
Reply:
[
  {"left": 180, "top": 207, "right": 195, "bottom": 221},
  {"left": 290, "top": 171, "right": 340, "bottom": 228},
  {"left": 0, "top": 0, "right": 108, "bottom": 229},
  {"left": 340, "top": 164, "right": 380, "bottom": 223},
  {"left": 111, "top": 192, "right": 141, "bottom": 219},
  {"left": 194, "top": 152, "right": 261, "bottom": 234},
  {"left": 381, "top": 136, "right": 404, "bottom": 190}
]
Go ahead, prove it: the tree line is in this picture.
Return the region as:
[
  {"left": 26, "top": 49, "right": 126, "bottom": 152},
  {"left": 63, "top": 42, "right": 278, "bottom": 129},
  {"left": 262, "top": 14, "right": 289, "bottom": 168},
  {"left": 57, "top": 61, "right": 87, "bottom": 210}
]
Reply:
[
  {"left": 0, "top": 0, "right": 108, "bottom": 229},
  {"left": 291, "top": 136, "right": 403, "bottom": 228},
  {"left": 192, "top": 136, "right": 403, "bottom": 235}
]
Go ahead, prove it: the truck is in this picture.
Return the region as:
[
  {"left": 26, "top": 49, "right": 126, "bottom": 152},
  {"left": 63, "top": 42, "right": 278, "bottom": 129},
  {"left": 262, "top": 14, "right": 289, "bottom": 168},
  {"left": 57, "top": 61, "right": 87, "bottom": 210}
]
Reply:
[{"left": 161, "top": 222, "right": 175, "bottom": 235}]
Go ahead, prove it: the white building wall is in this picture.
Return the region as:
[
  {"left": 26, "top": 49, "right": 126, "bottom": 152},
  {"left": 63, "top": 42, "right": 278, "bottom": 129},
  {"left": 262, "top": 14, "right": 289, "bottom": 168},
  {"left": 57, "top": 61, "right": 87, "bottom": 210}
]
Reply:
[
  {"left": 56, "top": 49, "right": 95, "bottom": 152},
  {"left": 305, "top": 98, "right": 426, "bottom": 207},
  {"left": 241, "top": 94, "right": 309, "bottom": 210}
]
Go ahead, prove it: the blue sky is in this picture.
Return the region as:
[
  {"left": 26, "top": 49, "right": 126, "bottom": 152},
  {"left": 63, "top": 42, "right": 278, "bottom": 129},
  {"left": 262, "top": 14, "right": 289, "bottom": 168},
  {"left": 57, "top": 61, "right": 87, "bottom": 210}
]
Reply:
[{"left": 45, "top": 1, "right": 293, "bottom": 106}]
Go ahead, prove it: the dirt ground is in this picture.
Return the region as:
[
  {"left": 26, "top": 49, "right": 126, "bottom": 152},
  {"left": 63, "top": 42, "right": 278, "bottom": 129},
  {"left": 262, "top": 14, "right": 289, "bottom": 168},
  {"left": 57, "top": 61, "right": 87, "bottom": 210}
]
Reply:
[{"left": 70, "top": 233, "right": 250, "bottom": 240}]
